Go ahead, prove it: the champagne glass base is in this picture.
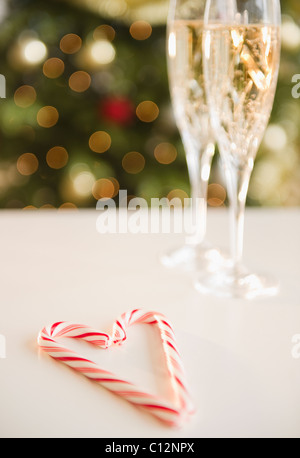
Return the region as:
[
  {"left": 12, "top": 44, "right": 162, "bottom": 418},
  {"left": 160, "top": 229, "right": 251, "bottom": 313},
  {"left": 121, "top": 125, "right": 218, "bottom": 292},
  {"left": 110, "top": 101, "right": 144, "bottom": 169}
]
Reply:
[
  {"left": 160, "top": 241, "right": 226, "bottom": 272},
  {"left": 195, "top": 265, "right": 280, "bottom": 299}
]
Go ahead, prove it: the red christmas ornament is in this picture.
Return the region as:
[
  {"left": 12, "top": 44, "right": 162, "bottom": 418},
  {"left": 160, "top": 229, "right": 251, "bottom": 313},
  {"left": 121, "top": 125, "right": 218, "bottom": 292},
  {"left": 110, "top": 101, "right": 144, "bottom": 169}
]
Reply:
[{"left": 99, "top": 97, "right": 135, "bottom": 126}]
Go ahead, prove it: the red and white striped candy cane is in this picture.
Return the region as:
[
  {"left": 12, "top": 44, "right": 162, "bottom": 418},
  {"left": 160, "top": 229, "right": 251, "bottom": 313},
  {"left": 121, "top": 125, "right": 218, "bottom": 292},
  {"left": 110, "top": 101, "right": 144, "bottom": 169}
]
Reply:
[{"left": 38, "top": 309, "right": 195, "bottom": 427}]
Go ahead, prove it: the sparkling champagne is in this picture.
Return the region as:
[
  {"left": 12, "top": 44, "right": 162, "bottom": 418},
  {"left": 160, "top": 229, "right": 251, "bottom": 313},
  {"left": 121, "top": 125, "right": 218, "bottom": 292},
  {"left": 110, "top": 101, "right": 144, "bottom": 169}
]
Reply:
[
  {"left": 167, "top": 20, "right": 213, "bottom": 149},
  {"left": 203, "top": 24, "right": 280, "bottom": 164}
]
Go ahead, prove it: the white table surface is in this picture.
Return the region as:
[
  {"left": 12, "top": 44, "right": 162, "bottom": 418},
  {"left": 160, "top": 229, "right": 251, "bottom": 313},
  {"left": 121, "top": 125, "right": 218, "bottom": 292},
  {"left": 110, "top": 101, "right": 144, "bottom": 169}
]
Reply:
[{"left": 0, "top": 208, "right": 299, "bottom": 438}]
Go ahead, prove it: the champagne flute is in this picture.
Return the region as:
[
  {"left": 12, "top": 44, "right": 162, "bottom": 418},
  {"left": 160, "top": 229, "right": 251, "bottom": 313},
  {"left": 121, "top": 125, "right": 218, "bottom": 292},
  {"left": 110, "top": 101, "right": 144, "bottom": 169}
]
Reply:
[
  {"left": 161, "top": 0, "right": 221, "bottom": 271},
  {"left": 196, "top": 0, "right": 281, "bottom": 298}
]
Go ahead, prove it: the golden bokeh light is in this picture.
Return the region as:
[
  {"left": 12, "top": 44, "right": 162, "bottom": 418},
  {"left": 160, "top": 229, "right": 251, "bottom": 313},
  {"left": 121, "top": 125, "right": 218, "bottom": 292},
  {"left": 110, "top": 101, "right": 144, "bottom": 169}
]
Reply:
[
  {"left": 37, "top": 106, "right": 59, "bottom": 128},
  {"left": 89, "top": 131, "right": 111, "bottom": 153},
  {"left": 136, "top": 101, "right": 159, "bottom": 123},
  {"left": 22, "top": 205, "right": 38, "bottom": 211},
  {"left": 167, "top": 189, "right": 189, "bottom": 205},
  {"left": 93, "top": 25, "right": 116, "bottom": 42},
  {"left": 154, "top": 143, "right": 177, "bottom": 165},
  {"left": 60, "top": 33, "right": 82, "bottom": 54},
  {"left": 43, "top": 58, "right": 65, "bottom": 79},
  {"left": 73, "top": 171, "right": 95, "bottom": 197},
  {"left": 17, "top": 153, "right": 39, "bottom": 176},
  {"left": 69, "top": 71, "right": 91, "bottom": 93},
  {"left": 92, "top": 178, "right": 116, "bottom": 200},
  {"left": 130, "top": 21, "right": 152, "bottom": 41},
  {"left": 58, "top": 202, "right": 78, "bottom": 210},
  {"left": 46, "top": 146, "right": 69, "bottom": 170},
  {"left": 109, "top": 177, "right": 120, "bottom": 197},
  {"left": 14, "top": 85, "right": 37, "bottom": 108},
  {"left": 122, "top": 152, "right": 145, "bottom": 174},
  {"left": 207, "top": 184, "right": 226, "bottom": 207}
]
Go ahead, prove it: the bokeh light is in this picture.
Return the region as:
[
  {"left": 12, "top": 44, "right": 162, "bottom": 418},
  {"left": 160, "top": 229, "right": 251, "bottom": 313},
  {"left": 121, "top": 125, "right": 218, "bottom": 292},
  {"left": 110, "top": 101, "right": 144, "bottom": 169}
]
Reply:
[
  {"left": 23, "top": 39, "right": 47, "bottom": 64},
  {"left": 281, "top": 18, "right": 300, "bottom": 51},
  {"left": 69, "top": 163, "right": 90, "bottom": 181},
  {"left": 0, "top": 1, "right": 298, "bottom": 209},
  {"left": 207, "top": 184, "right": 227, "bottom": 207},
  {"left": 93, "top": 25, "right": 116, "bottom": 42},
  {"left": 60, "top": 33, "right": 82, "bottom": 54},
  {"left": 136, "top": 101, "right": 159, "bottom": 123},
  {"left": 104, "top": 0, "right": 128, "bottom": 18},
  {"left": 14, "top": 85, "right": 36, "bottom": 108},
  {"left": 90, "top": 39, "right": 116, "bottom": 65},
  {"left": 17, "top": 153, "right": 39, "bottom": 176},
  {"left": 89, "top": 131, "right": 111, "bottom": 153},
  {"left": 37, "top": 106, "right": 59, "bottom": 128},
  {"left": 58, "top": 202, "right": 77, "bottom": 210},
  {"left": 249, "top": 160, "right": 283, "bottom": 204},
  {"left": 109, "top": 177, "right": 120, "bottom": 197},
  {"left": 154, "top": 143, "right": 177, "bottom": 164},
  {"left": 167, "top": 189, "right": 189, "bottom": 205},
  {"left": 73, "top": 171, "right": 95, "bottom": 197},
  {"left": 22, "top": 205, "right": 38, "bottom": 211},
  {"left": 263, "top": 124, "right": 288, "bottom": 151},
  {"left": 122, "top": 152, "right": 145, "bottom": 174},
  {"left": 43, "top": 58, "right": 65, "bottom": 79},
  {"left": 69, "top": 71, "right": 91, "bottom": 92},
  {"left": 92, "top": 178, "right": 117, "bottom": 200},
  {"left": 46, "top": 147, "right": 69, "bottom": 169},
  {"left": 130, "top": 21, "right": 152, "bottom": 41}
]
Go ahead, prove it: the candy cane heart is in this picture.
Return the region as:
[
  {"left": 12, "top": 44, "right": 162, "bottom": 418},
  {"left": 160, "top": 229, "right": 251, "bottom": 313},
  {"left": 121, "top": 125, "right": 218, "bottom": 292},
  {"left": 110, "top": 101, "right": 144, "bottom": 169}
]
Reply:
[{"left": 37, "top": 309, "right": 195, "bottom": 427}]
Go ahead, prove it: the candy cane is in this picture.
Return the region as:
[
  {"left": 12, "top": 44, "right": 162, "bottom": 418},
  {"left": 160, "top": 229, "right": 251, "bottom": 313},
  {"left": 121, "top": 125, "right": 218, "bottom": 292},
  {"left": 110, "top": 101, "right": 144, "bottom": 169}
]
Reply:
[{"left": 37, "top": 309, "right": 195, "bottom": 427}]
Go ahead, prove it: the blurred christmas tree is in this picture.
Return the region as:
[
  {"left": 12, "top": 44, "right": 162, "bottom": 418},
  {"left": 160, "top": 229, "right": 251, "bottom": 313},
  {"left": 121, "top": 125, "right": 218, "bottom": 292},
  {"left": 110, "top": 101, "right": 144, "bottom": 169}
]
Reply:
[{"left": 0, "top": 0, "right": 299, "bottom": 209}]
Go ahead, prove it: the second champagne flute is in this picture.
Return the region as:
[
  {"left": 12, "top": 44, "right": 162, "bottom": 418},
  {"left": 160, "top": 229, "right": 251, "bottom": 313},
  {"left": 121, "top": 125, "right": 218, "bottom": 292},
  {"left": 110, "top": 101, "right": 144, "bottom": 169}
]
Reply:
[
  {"left": 161, "top": 0, "right": 221, "bottom": 271},
  {"left": 197, "top": 0, "right": 281, "bottom": 298}
]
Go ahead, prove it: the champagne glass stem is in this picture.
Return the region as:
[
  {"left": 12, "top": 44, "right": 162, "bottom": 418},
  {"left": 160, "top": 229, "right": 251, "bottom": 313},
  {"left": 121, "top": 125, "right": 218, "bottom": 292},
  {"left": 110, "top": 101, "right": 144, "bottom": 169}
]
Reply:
[
  {"left": 225, "top": 162, "right": 252, "bottom": 271},
  {"left": 186, "top": 142, "right": 215, "bottom": 245}
]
